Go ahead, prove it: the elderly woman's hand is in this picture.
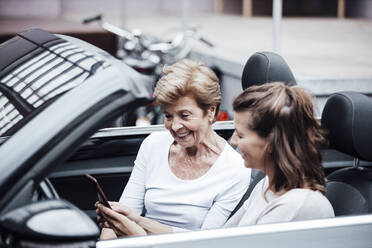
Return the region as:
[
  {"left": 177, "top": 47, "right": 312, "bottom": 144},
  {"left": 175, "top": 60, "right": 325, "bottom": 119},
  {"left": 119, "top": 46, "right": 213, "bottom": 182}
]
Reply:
[
  {"left": 95, "top": 201, "right": 173, "bottom": 236},
  {"left": 96, "top": 202, "right": 146, "bottom": 237},
  {"left": 95, "top": 201, "right": 140, "bottom": 223},
  {"left": 110, "top": 202, "right": 141, "bottom": 222}
]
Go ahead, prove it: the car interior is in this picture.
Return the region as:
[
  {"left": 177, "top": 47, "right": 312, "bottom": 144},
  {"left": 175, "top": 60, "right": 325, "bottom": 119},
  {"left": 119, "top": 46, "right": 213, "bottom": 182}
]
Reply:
[
  {"left": 48, "top": 50, "right": 372, "bottom": 225},
  {"left": 322, "top": 91, "right": 372, "bottom": 216}
]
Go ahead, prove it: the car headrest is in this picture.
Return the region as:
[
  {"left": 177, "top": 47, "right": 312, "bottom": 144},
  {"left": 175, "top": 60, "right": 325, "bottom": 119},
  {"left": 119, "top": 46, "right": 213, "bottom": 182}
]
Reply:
[
  {"left": 321, "top": 92, "right": 372, "bottom": 161},
  {"left": 241, "top": 51, "right": 297, "bottom": 89}
]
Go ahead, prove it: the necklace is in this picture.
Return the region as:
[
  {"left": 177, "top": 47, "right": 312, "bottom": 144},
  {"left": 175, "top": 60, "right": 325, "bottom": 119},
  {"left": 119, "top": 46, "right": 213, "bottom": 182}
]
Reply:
[
  {"left": 182, "top": 132, "right": 221, "bottom": 166},
  {"left": 186, "top": 155, "right": 194, "bottom": 164},
  {"left": 207, "top": 136, "right": 221, "bottom": 154},
  {"left": 185, "top": 152, "right": 199, "bottom": 167}
]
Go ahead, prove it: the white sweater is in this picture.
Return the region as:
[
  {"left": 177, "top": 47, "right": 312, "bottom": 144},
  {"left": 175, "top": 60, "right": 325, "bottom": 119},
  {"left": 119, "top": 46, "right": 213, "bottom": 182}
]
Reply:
[
  {"left": 224, "top": 177, "right": 335, "bottom": 227},
  {"left": 120, "top": 131, "right": 251, "bottom": 231}
]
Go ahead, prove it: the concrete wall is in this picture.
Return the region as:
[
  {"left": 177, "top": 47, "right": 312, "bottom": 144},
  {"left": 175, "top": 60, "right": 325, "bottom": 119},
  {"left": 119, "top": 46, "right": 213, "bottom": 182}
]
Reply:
[
  {"left": 347, "top": 0, "right": 372, "bottom": 18},
  {"left": 0, "top": 0, "right": 61, "bottom": 18},
  {"left": 190, "top": 50, "right": 372, "bottom": 118},
  {"left": 1, "top": 0, "right": 372, "bottom": 20},
  {"left": 0, "top": 0, "right": 215, "bottom": 20}
]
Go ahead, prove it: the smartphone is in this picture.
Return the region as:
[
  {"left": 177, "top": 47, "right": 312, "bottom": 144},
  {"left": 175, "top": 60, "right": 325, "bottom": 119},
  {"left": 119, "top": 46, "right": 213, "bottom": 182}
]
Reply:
[{"left": 85, "top": 173, "right": 112, "bottom": 209}]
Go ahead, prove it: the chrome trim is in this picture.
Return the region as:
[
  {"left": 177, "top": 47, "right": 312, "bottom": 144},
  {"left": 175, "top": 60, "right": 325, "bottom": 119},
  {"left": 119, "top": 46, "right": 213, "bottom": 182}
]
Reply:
[
  {"left": 93, "top": 124, "right": 166, "bottom": 138},
  {"left": 354, "top": 158, "right": 360, "bottom": 169},
  {"left": 97, "top": 214, "right": 372, "bottom": 248},
  {"left": 49, "top": 167, "right": 133, "bottom": 178},
  {"left": 92, "top": 121, "right": 235, "bottom": 138},
  {"left": 92, "top": 118, "right": 322, "bottom": 138}
]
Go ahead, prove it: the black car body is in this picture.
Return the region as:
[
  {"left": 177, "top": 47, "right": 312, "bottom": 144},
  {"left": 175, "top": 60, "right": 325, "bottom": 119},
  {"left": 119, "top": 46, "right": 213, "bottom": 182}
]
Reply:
[
  {"left": 0, "top": 28, "right": 152, "bottom": 246},
  {"left": 0, "top": 29, "right": 372, "bottom": 247}
]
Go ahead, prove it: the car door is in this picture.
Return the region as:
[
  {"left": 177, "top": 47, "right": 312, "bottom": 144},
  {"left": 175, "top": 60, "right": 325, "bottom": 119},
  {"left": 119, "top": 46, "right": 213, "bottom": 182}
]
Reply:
[
  {"left": 48, "top": 128, "right": 153, "bottom": 220},
  {"left": 0, "top": 28, "right": 151, "bottom": 218},
  {"left": 47, "top": 122, "right": 236, "bottom": 220}
]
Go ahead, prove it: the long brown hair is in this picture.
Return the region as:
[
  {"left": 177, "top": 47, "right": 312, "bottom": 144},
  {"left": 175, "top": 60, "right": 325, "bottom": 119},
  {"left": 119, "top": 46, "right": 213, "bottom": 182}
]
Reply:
[{"left": 233, "top": 82, "right": 327, "bottom": 194}]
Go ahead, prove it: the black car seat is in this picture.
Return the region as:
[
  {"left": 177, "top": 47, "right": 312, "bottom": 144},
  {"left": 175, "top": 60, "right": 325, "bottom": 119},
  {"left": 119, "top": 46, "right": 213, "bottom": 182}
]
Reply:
[
  {"left": 321, "top": 91, "right": 372, "bottom": 216},
  {"left": 229, "top": 51, "right": 297, "bottom": 217},
  {"left": 241, "top": 51, "right": 296, "bottom": 89}
]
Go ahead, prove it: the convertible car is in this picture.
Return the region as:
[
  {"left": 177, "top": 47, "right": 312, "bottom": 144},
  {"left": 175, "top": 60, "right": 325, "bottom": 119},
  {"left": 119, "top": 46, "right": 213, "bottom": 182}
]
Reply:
[{"left": 0, "top": 29, "right": 372, "bottom": 248}]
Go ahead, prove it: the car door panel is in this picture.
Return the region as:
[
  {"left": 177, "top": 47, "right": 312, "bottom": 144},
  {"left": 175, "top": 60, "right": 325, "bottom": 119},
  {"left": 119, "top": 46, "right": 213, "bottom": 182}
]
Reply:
[
  {"left": 48, "top": 134, "right": 145, "bottom": 221},
  {"left": 47, "top": 124, "right": 372, "bottom": 223},
  {"left": 50, "top": 173, "right": 130, "bottom": 221}
]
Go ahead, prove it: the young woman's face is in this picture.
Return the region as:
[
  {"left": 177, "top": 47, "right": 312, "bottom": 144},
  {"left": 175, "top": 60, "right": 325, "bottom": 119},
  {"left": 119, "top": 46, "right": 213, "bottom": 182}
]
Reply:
[
  {"left": 230, "top": 111, "right": 268, "bottom": 170},
  {"left": 163, "top": 95, "right": 214, "bottom": 149}
]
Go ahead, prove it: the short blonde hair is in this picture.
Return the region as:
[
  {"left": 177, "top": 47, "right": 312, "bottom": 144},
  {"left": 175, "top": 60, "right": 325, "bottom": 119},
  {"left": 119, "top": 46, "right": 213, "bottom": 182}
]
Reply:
[{"left": 154, "top": 59, "right": 221, "bottom": 121}]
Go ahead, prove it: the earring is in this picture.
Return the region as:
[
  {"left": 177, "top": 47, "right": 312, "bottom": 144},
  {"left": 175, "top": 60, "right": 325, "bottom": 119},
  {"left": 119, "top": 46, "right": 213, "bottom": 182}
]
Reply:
[{"left": 208, "top": 107, "right": 215, "bottom": 123}]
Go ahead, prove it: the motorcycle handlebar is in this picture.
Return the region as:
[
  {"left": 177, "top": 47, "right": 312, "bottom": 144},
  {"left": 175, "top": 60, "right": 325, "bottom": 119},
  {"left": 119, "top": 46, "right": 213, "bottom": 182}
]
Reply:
[
  {"left": 83, "top": 15, "right": 102, "bottom": 24},
  {"left": 82, "top": 15, "right": 213, "bottom": 55},
  {"left": 199, "top": 37, "right": 214, "bottom": 48}
]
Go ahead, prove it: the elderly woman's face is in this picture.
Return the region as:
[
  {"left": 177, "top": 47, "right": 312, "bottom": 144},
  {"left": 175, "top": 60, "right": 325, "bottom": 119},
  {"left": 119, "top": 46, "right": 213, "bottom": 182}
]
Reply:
[
  {"left": 230, "top": 111, "right": 268, "bottom": 170},
  {"left": 163, "top": 95, "right": 212, "bottom": 148}
]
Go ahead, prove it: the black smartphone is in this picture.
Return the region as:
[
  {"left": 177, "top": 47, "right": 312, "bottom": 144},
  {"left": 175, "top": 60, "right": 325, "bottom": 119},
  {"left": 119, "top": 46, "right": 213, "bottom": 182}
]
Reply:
[{"left": 85, "top": 173, "right": 112, "bottom": 209}]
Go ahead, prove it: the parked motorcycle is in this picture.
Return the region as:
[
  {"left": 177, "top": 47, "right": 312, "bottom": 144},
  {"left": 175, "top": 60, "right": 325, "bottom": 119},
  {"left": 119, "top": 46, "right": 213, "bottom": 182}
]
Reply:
[{"left": 83, "top": 15, "right": 225, "bottom": 126}]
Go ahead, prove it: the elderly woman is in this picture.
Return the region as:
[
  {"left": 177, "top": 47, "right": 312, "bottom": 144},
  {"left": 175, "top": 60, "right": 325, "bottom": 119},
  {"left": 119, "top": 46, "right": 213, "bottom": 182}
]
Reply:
[
  {"left": 98, "top": 82, "right": 334, "bottom": 236},
  {"left": 98, "top": 59, "right": 250, "bottom": 238}
]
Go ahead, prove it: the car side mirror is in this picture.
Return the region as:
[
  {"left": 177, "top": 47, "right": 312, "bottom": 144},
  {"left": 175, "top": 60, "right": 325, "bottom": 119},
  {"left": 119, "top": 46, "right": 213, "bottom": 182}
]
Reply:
[{"left": 0, "top": 199, "right": 99, "bottom": 247}]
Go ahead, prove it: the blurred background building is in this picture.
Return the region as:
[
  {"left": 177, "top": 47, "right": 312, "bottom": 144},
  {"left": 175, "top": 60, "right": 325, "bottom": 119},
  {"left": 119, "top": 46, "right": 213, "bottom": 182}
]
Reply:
[{"left": 1, "top": 0, "right": 372, "bottom": 117}]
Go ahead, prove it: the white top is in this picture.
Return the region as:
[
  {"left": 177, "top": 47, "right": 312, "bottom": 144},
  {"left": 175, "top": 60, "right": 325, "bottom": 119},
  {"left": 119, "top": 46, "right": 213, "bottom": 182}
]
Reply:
[
  {"left": 224, "top": 177, "right": 335, "bottom": 227},
  {"left": 120, "top": 131, "right": 251, "bottom": 231}
]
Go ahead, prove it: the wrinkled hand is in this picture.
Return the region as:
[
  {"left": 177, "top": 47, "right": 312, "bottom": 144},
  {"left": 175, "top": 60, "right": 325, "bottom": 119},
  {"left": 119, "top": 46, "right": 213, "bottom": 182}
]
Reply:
[
  {"left": 95, "top": 201, "right": 109, "bottom": 225},
  {"left": 96, "top": 202, "right": 146, "bottom": 237},
  {"left": 95, "top": 201, "right": 141, "bottom": 224},
  {"left": 111, "top": 202, "right": 141, "bottom": 222}
]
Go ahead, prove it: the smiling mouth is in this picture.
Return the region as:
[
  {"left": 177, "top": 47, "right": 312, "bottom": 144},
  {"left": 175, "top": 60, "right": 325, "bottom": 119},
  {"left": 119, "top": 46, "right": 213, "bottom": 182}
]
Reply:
[{"left": 176, "top": 131, "right": 191, "bottom": 140}]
